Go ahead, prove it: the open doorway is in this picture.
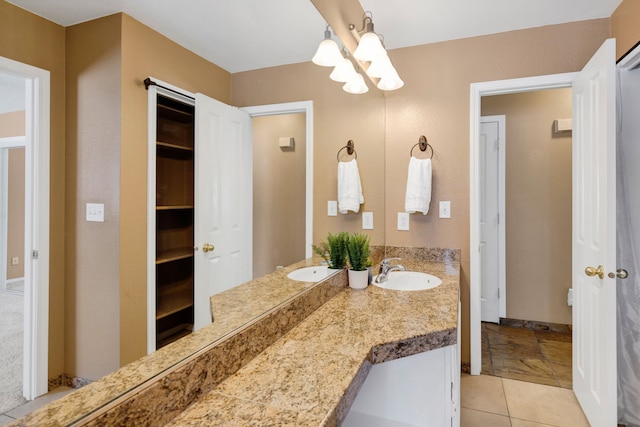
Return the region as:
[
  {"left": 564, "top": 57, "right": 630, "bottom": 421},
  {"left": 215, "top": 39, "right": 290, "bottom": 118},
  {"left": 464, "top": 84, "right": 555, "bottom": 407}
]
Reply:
[
  {"left": 251, "top": 113, "right": 307, "bottom": 278},
  {"left": 0, "top": 56, "right": 50, "bottom": 406},
  {"left": 478, "top": 88, "right": 573, "bottom": 388}
]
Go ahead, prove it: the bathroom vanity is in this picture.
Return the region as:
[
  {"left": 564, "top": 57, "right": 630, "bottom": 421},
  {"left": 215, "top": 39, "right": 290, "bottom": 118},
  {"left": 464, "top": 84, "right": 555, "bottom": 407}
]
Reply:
[{"left": 9, "top": 248, "right": 459, "bottom": 427}]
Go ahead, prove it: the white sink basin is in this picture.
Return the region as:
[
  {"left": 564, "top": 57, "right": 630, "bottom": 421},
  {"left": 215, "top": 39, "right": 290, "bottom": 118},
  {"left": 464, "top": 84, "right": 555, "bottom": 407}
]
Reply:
[
  {"left": 372, "top": 271, "right": 442, "bottom": 291},
  {"left": 286, "top": 266, "right": 330, "bottom": 282}
]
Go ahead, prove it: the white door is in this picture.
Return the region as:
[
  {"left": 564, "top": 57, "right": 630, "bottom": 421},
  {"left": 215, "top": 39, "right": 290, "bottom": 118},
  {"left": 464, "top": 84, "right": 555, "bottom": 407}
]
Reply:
[
  {"left": 480, "top": 116, "right": 504, "bottom": 323},
  {"left": 194, "top": 94, "right": 252, "bottom": 330},
  {"left": 572, "top": 38, "right": 617, "bottom": 427}
]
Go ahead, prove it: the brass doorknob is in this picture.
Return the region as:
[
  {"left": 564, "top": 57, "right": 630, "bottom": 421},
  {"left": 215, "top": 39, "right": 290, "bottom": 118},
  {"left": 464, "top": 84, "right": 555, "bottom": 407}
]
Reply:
[
  {"left": 608, "top": 269, "right": 629, "bottom": 279},
  {"left": 585, "top": 265, "right": 605, "bottom": 279},
  {"left": 202, "top": 243, "right": 215, "bottom": 253}
]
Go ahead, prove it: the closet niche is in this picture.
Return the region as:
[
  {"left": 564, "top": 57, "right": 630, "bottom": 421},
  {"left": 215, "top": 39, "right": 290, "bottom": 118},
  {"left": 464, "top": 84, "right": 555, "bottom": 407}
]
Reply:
[{"left": 154, "top": 95, "right": 195, "bottom": 349}]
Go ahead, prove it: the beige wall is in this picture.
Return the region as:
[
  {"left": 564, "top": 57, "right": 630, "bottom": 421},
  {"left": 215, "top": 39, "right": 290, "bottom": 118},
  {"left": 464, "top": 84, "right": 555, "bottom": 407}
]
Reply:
[
  {"left": 0, "top": 111, "right": 26, "bottom": 280},
  {"left": 7, "top": 147, "right": 25, "bottom": 280},
  {"left": 612, "top": 0, "right": 640, "bottom": 60},
  {"left": 65, "top": 14, "right": 122, "bottom": 379},
  {"left": 482, "top": 89, "right": 573, "bottom": 325},
  {"left": 0, "top": 1, "right": 67, "bottom": 379},
  {"left": 253, "top": 114, "right": 306, "bottom": 278},
  {"left": 119, "top": 13, "right": 231, "bottom": 364},
  {"left": 232, "top": 62, "right": 386, "bottom": 249}
]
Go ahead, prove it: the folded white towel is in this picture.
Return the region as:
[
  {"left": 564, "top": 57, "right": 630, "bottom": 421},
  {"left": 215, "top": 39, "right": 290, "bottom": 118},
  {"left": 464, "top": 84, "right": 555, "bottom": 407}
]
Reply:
[
  {"left": 338, "top": 159, "right": 364, "bottom": 214},
  {"left": 405, "top": 156, "right": 432, "bottom": 215}
]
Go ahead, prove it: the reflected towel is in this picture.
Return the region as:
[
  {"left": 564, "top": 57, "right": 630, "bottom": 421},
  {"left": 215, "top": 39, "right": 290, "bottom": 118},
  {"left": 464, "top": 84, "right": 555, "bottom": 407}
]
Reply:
[
  {"left": 338, "top": 159, "right": 364, "bottom": 214},
  {"left": 404, "top": 156, "right": 432, "bottom": 215}
]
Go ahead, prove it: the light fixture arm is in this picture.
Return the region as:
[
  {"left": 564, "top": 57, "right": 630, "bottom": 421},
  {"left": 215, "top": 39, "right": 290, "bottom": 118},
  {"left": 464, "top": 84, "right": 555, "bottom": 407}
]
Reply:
[{"left": 349, "top": 12, "right": 375, "bottom": 36}]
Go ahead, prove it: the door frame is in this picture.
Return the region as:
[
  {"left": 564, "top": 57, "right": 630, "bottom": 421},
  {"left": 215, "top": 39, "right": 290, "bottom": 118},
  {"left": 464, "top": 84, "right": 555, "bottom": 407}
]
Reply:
[
  {"left": 0, "top": 56, "right": 50, "bottom": 400},
  {"left": 479, "top": 115, "right": 506, "bottom": 322},
  {"left": 469, "top": 72, "right": 576, "bottom": 375},
  {"left": 241, "top": 101, "right": 314, "bottom": 259}
]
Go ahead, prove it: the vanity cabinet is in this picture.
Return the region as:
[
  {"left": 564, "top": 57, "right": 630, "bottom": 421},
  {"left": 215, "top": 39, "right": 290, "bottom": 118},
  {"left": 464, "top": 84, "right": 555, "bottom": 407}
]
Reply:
[
  {"left": 343, "top": 344, "right": 459, "bottom": 427},
  {"left": 154, "top": 95, "right": 195, "bottom": 349}
]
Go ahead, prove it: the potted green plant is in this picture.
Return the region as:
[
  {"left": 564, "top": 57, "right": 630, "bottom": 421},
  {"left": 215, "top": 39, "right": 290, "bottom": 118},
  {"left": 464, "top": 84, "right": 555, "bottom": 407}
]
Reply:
[
  {"left": 312, "top": 232, "right": 348, "bottom": 270},
  {"left": 346, "top": 232, "right": 371, "bottom": 289}
]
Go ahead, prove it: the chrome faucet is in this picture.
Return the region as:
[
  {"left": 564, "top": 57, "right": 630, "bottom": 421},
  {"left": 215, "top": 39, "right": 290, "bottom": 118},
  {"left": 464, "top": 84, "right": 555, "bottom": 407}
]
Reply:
[{"left": 375, "top": 258, "right": 406, "bottom": 284}]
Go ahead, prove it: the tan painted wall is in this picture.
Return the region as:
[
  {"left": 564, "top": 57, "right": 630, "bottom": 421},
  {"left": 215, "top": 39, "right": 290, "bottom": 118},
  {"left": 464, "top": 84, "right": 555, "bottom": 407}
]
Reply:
[
  {"left": 0, "top": 112, "right": 26, "bottom": 280},
  {"left": 119, "top": 13, "right": 231, "bottom": 364},
  {"left": 482, "top": 89, "right": 573, "bottom": 325},
  {"left": 253, "top": 114, "right": 306, "bottom": 278},
  {"left": 232, "top": 62, "right": 386, "bottom": 250},
  {"left": 65, "top": 14, "right": 122, "bottom": 379},
  {"left": 7, "top": 147, "right": 25, "bottom": 281},
  {"left": 0, "top": 1, "right": 66, "bottom": 379},
  {"left": 612, "top": 0, "right": 640, "bottom": 60}
]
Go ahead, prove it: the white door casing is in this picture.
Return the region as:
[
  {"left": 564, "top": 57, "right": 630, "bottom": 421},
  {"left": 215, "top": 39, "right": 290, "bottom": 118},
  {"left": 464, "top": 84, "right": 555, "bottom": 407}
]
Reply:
[
  {"left": 479, "top": 116, "right": 505, "bottom": 323},
  {"left": 194, "top": 94, "right": 252, "bottom": 331},
  {"left": 470, "top": 72, "right": 576, "bottom": 375},
  {"left": 571, "top": 38, "right": 617, "bottom": 427},
  {"left": 0, "top": 56, "right": 50, "bottom": 400}
]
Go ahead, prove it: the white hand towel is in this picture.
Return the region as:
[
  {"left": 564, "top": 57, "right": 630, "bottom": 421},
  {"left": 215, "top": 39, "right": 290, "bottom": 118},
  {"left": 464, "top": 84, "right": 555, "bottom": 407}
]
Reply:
[
  {"left": 404, "top": 156, "right": 432, "bottom": 215},
  {"left": 338, "top": 159, "right": 364, "bottom": 214}
]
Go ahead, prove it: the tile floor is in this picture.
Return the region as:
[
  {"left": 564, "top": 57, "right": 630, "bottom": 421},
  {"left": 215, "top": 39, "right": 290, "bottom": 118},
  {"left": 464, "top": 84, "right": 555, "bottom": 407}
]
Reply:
[
  {"left": 482, "top": 322, "right": 573, "bottom": 389},
  {"left": 0, "top": 387, "right": 74, "bottom": 426},
  {"left": 461, "top": 374, "right": 589, "bottom": 427}
]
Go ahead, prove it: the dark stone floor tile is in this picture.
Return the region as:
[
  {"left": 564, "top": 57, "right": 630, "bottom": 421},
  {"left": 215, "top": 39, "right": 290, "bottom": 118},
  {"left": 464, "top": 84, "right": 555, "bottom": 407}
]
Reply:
[
  {"left": 491, "top": 356, "right": 555, "bottom": 379},
  {"left": 534, "top": 330, "right": 572, "bottom": 343},
  {"left": 540, "top": 340, "right": 572, "bottom": 364}
]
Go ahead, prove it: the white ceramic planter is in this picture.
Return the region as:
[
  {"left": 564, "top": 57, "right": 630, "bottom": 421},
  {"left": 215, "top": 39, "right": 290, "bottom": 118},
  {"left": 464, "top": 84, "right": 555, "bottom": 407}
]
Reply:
[{"left": 348, "top": 269, "right": 369, "bottom": 290}]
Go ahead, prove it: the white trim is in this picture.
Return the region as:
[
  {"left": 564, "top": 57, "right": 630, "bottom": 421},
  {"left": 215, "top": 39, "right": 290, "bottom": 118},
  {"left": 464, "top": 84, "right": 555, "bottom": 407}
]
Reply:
[
  {"left": 146, "top": 78, "right": 196, "bottom": 354},
  {"left": 241, "top": 101, "right": 314, "bottom": 259},
  {"left": 469, "top": 72, "right": 576, "bottom": 375},
  {"left": 479, "top": 115, "right": 507, "bottom": 319},
  {"left": 0, "top": 56, "right": 50, "bottom": 400},
  {"left": 0, "top": 136, "right": 26, "bottom": 149},
  {"left": 618, "top": 43, "right": 640, "bottom": 71}
]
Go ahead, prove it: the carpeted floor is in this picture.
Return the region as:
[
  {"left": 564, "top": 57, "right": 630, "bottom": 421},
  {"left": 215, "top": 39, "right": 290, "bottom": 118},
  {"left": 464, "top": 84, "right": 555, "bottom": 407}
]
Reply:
[{"left": 0, "top": 292, "right": 26, "bottom": 414}]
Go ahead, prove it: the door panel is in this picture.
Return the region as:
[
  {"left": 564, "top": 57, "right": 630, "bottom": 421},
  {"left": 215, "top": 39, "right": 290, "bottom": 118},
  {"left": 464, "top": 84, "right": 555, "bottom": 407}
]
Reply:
[
  {"left": 194, "top": 94, "right": 252, "bottom": 331},
  {"left": 480, "top": 118, "right": 501, "bottom": 323},
  {"left": 572, "top": 38, "right": 616, "bottom": 427}
]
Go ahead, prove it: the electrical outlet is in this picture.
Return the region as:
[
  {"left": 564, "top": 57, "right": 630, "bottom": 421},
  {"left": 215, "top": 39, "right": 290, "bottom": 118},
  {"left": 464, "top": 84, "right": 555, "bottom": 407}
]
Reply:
[
  {"left": 439, "top": 201, "right": 451, "bottom": 218},
  {"left": 397, "top": 212, "right": 410, "bottom": 231},
  {"left": 10, "top": 257, "right": 18, "bottom": 266},
  {"left": 327, "top": 200, "right": 338, "bottom": 216},
  {"left": 362, "top": 212, "right": 373, "bottom": 230}
]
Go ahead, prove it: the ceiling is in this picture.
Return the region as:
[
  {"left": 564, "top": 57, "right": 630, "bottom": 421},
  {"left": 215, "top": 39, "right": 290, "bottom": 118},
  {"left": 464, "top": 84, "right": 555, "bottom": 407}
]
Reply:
[{"left": 6, "top": 0, "right": 622, "bottom": 74}]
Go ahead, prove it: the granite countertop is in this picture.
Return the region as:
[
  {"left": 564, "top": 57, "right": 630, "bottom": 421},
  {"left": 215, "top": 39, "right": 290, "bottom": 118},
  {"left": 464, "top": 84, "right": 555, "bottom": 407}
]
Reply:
[{"left": 166, "top": 258, "right": 460, "bottom": 426}]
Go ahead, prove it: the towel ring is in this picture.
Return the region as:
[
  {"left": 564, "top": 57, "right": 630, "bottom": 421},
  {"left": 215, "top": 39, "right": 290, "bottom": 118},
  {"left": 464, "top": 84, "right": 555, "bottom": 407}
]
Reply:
[
  {"left": 337, "top": 140, "right": 358, "bottom": 162},
  {"left": 410, "top": 135, "right": 433, "bottom": 159}
]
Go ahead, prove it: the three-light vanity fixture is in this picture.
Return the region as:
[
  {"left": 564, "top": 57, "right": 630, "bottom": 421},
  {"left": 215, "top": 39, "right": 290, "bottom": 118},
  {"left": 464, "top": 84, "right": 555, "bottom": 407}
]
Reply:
[{"left": 312, "top": 12, "right": 404, "bottom": 94}]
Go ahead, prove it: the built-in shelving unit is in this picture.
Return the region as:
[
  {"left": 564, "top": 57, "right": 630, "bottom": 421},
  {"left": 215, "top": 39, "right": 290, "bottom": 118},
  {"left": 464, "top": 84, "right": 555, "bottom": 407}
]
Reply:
[{"left": 154, "top": 95, "right": 195, "bottom": 349}]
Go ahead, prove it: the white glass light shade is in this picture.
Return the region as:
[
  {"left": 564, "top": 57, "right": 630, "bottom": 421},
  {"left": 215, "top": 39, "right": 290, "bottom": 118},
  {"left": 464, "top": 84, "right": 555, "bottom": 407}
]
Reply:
[
  {"left": 366, "top": 54, "right": 393, "bottom": 78},
  {"left": 353, "top": 32, "right": 386, "bottom": 62},
  {"left": 343, "top": 73, "right": 369, "bottom": 94},
  {"left": 330, "top": 58, "right": 357, "bottom": 82},
  {"left": 377, "top": 68, "right": 404, "bottom": 91},
  {"left": 312, "top": 39, "right": 343, "bottom": 67}
]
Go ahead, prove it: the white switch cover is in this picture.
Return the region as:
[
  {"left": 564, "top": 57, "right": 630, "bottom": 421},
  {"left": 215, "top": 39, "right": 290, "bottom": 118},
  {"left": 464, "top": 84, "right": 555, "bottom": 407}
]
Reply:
[
  {"left": 86, "top": 203, "right": 105, "bottom": 222},
  {"left": 327, "top": 200, "right": 338, "bottom": 216},
  {"left": 397, "top": 212, "right": 410, "bottom": 231},
  {"left": 11, "top": 257, "right": 18, "bottom": 266},
  {"left": 362, "top": 212, "right": 373, "bottom": 230},
  {"left": 439, "top": 201, "right": 451, "bottom": 218}
]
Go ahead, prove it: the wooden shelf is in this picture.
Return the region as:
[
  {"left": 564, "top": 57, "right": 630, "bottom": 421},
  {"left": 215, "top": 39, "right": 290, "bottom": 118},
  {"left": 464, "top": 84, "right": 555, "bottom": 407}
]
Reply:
[
  {"left": 156, "top": 324, "right": 193, "bottom": 348},
  {"left": 158, "top": 103, "right": 194, "bottom": 123},
  {"left": 156, "top": 247, "right": 194, "bottom": 264},
  {"left": 156, "top": 291, "right": 194, "bottom": 320},
  {"left": 156, "top": 205, "right": 194, "bottom": 211},
  {"left": 157, "top": 142, "right": 194, "bottom": 159}
]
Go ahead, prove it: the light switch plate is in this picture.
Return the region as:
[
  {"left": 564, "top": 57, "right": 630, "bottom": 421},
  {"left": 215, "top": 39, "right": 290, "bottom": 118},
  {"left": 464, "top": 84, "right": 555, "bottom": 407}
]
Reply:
[
  {"left": 397, "top": 212, "right": 410, "bottom": 231},
  {"left": 362, "top": 212, "right": 373, "bottom": 230},
  {"left": 439, "top": 201, "right": 451, "bottom": 218},
  {"left": 86, "top": 203, "right": 105, "bottom": 222},
  {"left": 327, "top": 200, "right": 338, "bottom": 216}
]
